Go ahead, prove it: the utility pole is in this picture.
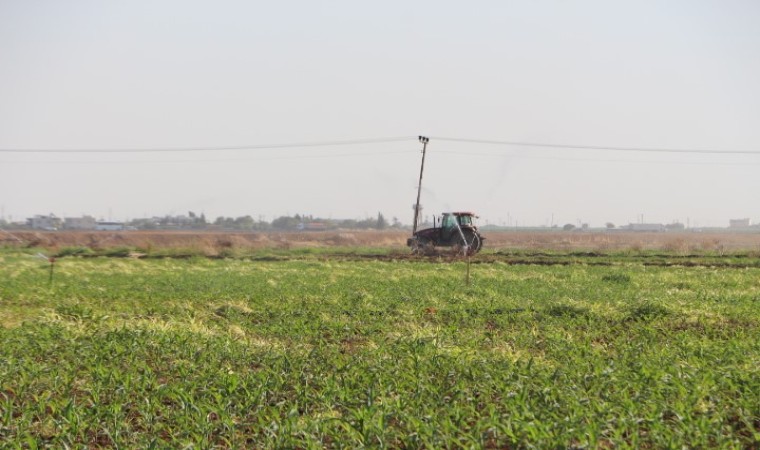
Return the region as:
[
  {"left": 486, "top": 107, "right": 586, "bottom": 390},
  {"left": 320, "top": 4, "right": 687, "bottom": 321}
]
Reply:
[{"left": 412, "top": 136, "right": 429, "bottom": 234}]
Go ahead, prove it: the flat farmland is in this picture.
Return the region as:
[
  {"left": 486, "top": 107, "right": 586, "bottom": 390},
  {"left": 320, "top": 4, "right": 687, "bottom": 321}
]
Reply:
[
  {"left": 1, "top": 248, "right": 758, "bottom": 448},
  {"left": 7, "top": 229, "right": 760, "bottom": 255}
]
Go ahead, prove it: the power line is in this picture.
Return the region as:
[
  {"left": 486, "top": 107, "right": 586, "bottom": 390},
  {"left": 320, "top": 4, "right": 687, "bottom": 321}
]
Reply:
[
  {"left": 432, "top": 137, "right": 760, "bottom": 155},
  {"left": 0, "top": 136, "right": 414, "bottom": 153},
  {"left": 1, "top": 135, "right": 759, "bottom": 155},
  {"left": 6, "top": 148, "right": 756, "bottom": 166},
  {"left": 434, "top": 150, "right": 760, "bottom": 166},
  {"left": 0, "top": 150, "right": 413, "bottom": 165}
]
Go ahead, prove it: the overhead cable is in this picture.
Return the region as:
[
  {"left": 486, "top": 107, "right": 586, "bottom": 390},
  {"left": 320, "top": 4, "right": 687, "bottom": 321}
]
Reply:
[
  {"left": 0, "top": 136, "right": 415, "bottom": 153},
  {"left": 432, "top": 137, "right": 760, "bottom": 155},
  {"left": 1, "top": 135, "right": 758, "bottom": 155},
  {"left": 1, "top": 150, "right": 412, "bottom": 165},
  {"left": 433, "top": 150, "right": 760, "bottom": 166}
]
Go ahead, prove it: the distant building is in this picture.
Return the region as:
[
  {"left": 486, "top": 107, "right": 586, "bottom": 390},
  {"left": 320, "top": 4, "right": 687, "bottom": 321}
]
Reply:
[
  {"left": 297, "top": 222, "right": 328, "bottom": 231},
  {"left": 625, "top": 223, "right": 666, "bottom": 232},
  {"left": 64, "top": 216, "right": 96, "bottom": 230},
  {"left": 27, "top": 214, "right": 62, "bottom": 230},
  {"left": 95, "top": 221, "right": 125, "bottom": 231},
  {"left": 729, "top": 218, "right": 750, "bottom": 228}
]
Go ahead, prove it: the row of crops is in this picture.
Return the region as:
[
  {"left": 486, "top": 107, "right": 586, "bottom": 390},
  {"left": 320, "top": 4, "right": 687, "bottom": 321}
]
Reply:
[{"left": 1, "top": 251, "right": 758, "bottom": 448}]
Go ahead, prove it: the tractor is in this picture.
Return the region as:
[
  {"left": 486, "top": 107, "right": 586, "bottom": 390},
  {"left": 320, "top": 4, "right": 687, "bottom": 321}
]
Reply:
[{"left": 407, "top": 212, "right": 484, "bottom": 255}]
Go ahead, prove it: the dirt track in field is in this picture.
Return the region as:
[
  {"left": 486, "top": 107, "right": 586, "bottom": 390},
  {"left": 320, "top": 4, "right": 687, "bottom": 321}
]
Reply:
[
  {"left": 5, "top": 229, "right": 760, "bottom": 254},
  {"left": 310, "top": 251, "right": 760, "bottom": 268}
]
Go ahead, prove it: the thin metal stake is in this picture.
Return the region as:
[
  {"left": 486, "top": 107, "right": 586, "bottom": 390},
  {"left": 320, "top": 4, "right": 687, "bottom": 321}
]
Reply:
[{"left": 48, "top": 257, "right": 55, "bottom": 285}]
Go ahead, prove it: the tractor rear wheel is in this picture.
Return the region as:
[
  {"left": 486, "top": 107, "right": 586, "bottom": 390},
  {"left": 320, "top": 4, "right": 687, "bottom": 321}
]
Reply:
[
  {"left": 411, "top": 237, "right": 433, "bottom": 255},
  {"left": 455, "top": 230, "right": 482, "bottom": 256}
]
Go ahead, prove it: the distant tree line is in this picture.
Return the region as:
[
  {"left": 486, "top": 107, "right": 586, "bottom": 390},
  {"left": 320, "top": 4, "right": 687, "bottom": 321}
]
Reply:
[{"left": 122, "top": 212, "right": 401, "bottom": 231}]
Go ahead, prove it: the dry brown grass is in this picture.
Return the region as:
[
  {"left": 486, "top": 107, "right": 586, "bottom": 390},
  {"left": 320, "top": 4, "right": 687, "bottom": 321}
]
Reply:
[
  {"left": 6, "top": 230, "right": 760, "bottom": 253},
  {"left": 6, "top": 230, "right": 409, "bottom": 253},
  {"left": 483, "top": 231, "right": 760, "bottom": 253}
]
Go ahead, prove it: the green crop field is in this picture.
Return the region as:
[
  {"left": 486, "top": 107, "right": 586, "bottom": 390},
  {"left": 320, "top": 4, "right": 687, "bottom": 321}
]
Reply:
[{"left": 1, "top": 249, "right": 759, "bottom": 448}]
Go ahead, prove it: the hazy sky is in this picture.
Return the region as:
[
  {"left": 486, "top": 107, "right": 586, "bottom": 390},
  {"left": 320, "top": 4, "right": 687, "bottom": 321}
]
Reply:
[{"left": 2, "top": 0, "right": 759, "bottom": 227}]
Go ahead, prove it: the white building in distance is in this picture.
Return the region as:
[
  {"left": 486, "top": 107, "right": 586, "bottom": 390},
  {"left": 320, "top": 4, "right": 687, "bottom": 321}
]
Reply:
[
  {"left": 729, "top": 218, "right": 750, "bottom": 228},
  {"left": 64, "top": 216, "right": 97, "bottom": 230},
  {"left": 27, "top": 214, "right": 62, "bottom": 230}
]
